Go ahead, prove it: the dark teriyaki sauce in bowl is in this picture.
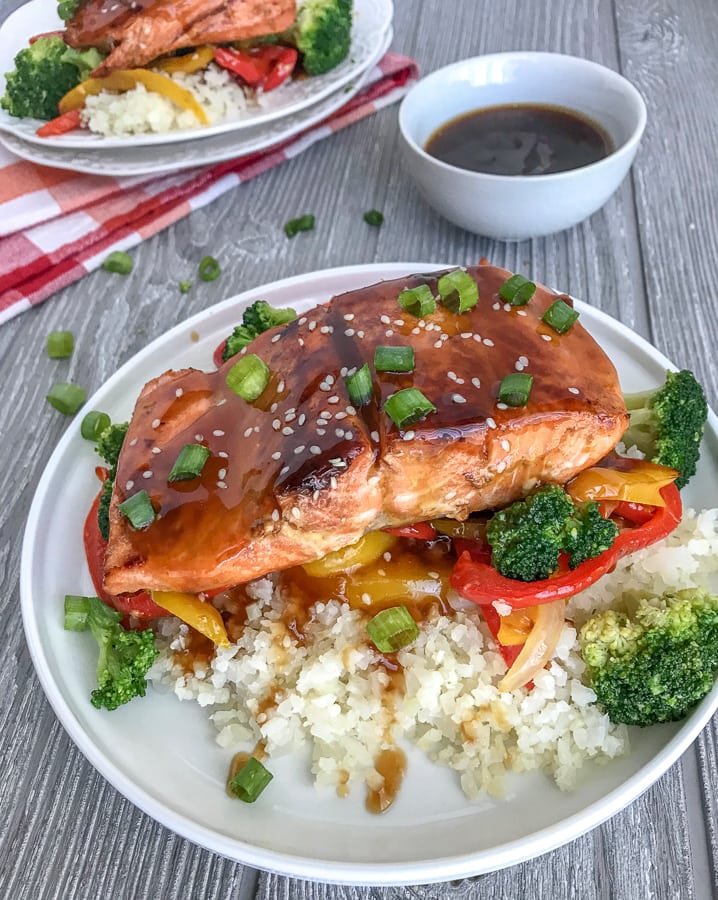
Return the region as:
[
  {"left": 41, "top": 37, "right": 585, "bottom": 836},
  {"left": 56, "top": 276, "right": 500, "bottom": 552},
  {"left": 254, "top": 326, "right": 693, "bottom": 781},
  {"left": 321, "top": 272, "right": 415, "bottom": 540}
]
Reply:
[{"left": 425, "top": 103, "right": 614, "bottom": 176}]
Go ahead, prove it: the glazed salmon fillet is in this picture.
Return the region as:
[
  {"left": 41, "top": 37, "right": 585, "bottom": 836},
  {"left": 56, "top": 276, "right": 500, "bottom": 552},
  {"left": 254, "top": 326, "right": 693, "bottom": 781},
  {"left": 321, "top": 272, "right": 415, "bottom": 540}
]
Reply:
[
  {"left": 65, "top": 0, "right": 297, "bottom": 74},
  {"left": 103, "top": 265, "right": 628, "bottom": 596}
]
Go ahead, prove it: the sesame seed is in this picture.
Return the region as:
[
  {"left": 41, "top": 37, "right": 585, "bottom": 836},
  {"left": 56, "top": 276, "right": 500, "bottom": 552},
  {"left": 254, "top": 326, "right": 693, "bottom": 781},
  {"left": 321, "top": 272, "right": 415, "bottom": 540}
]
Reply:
[
  {"left": 331, "top": 459, "right": 347, "bottom": 469},
  {"left": 344, "top": 313, "right": 355, "bottom": 321},
  {"left": 278, "top": 380, "right": 285, "bottom": 393},
  {"left": 403, "top": 430, "right": 415, "bottom": 441},
  {"left": 280, "top": 466, "right": 289, "bottom": 476},
  {"left": 361, "top": 593, "right": 371, "bottom": 605},
  {"left": 371, "top": 430, "right": 379, "bottom": 442},
  {"left": 340, "top": 367, "right": 348, "bottom": 377},
  {"left": 298, "top": 413, "right": 306, "bottom": 426},
  {"left": 218, "top": 451, "right": 228, "bottom": 458},
  {"left": 285, "top": 411, "right": 296, "bottom": 422},
  {"left": 472, "top": 377, "right": 481, "bottom": 389},
  {"left": 270, "top": 402, "right": 278, "bottom": 413},
  {"left": 151, "top": 419, "right": 160, "bottom": 429},
  {"left": 452, "top": 393, "right": 467, "bottom": 404},
  {"left": 380, "top": 315, "right": 391, "bottom": 324},
  {"left": 320, "top": 410, "right": 332, "bottom": 420},
  {"left": 394, "top": 319, "right": 405, "bottom": 326},
  {"left": 175, "top": 388, "right": 183, "bottom": 398},
  {"left": 455, "top": 377, "right": 465, "bottom": 385},
  {"left": 515, "top": 361, "right": 525, "bottom": 371},
  {"left": 271, "top": 451, "right": 281, "bottom": 460},
  {"left": 448, "top": 371, "right": 457, "bottom": 381},
  {"left": 272, "top": 419, "right": 280, "bottom": 431},
  {"left": 253, "top": 426, "right": 260, "bottom": 433},
  {"left": 292, "top": 507, "right": 300, "bottom": 519},
  {"left": 310, "top": 445, "right": 321, "bottom": 455},
  {"left": 325, "top": 375, "right": 335, "bottom": 386},
  {"left": 346, "top": 367, "right": 357, "bottom": 378},
  {"left": 500, "top": 439, "right": 510, "bottom": 451},
  {"left": 335, "top": 411, "right": 347, "bottom": 420},
  {"left": 541, "top": 334, "right": 552, "bottom": 342},
  {"left": 487, "top": 417, "right": 497, "bottom": 429},
  {"left": 504, "top": 303, "right": 512, "bottom": 312},
  {"left": 496, "top": 402, "right": 508, "bottom": 410},
  {"left": 320, "top": 382, "right": 330, "bottom": 391},
  {"left": 335, "top": 428, "right": 345, "bottom": 438},
  {"left": 129, "top": 438, "right": 138, "bottom": 446},
  {"left": 272, "top": 509, "right": 280, "bottom": 521},
  {"left": 345, "top": 430, "right": 353, "bottom": 440},
  {"left": 344, "top": 328, "right": 355, "bottom": 337},
  {"left": 519, "top": 356, "right": 529, "bottom": 366},
  {"left": 218, "top": 468, "right": 227, "bottom": 479},
  {"left": 320, "top": 325, "right": 333, "bottom": 334},
  {"left": 418, "top": 320, "right": 426, "bottom": 328},
  {"left": 298, "top": 317, "right": 307, "bottom": 325},
  {"left": 294, "top": 445, "right": 305, "bottom": 455},
  {"left": 412, "top": 327, "right": 421, "bottom": 335},
  {"left": 568, "top": 387, "right": 580, "bottom": 395},
  {"left": 461, "top": 332, "right": 472, "bottom": 339},
  {"left": 217, "top": 481, "right": 227, "bottom": 489},
  {"left": 357, "top": 331, "right": 365, "bottom": 339},
  {"left": 271, "top": 334, "right": 281, "bottom": 343},
  {"left": 473, "top": 334, "right": 482, "bottom": 343},
  {"left": 298, "top": 338, "right": 305, "bottom": 347},
  {"left": 328, "top": 396, "right": 340, "bottom": 404},
  {"left": 282, "top": 426, "right": 294, "bottom": 436},
  {"left": 317, "top": 428, "right": 326, "bottom": 436},
  {"left": 483, "top": 338, "right": 495, "bottom": 347},
  {"left": 492, "top": 302, "right": 501, "bottom": 311},
  {"left": 143, "top": 471, "right": 153, "bottom": 479},
  {"left": 383, "top": 552, "right": 392, "bottom": 562},
  {"left": 517, "top": 309, "right": 528, "bottom": 317},
  {"left": 152, "top": 447, "right": 161, "bottom": 455},
  {"left": 434, "top": 339, "right": 443, "bottom": 349},
  {"left": 308, "top": 321, "right": 316, "bottom": 331},
  {"left": 125, "top": 480, "right": 134, "bottom": 491},
  {"left": 386, "top": 330, "right": 394, "bottom": 338}
]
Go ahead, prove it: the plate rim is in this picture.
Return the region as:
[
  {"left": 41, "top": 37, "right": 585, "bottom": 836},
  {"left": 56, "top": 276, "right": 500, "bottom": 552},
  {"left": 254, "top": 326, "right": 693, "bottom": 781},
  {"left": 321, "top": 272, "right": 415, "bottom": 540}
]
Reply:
[
  {"left": 0, "top": 0, "right": 394, "bottom": 149},
  {"left": 20, "top": 261, "right": 718, "bottom": 885}
]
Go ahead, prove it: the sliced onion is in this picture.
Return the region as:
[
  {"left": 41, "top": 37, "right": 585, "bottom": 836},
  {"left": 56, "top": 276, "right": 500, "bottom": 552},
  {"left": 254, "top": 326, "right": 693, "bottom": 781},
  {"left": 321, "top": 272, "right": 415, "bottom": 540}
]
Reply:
[{"left": 497, "top": 598, "right": 566, "bottom": 692}]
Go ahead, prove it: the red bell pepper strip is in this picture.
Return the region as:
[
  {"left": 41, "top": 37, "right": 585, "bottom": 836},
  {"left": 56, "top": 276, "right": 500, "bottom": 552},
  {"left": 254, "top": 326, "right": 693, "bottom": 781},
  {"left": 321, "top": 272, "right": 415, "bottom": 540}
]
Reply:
[
  {"left": 262, "top": 47, "right": 298, "bottom": 91},
  {"left": 214, "top": 47, "right": 267, "bottom": 85},
  {"left": 213, "top": 339, "right": 227, "bottom": 369},
  {"left": 383, "top": 522, "right": 438, "bottom": 541},
  {"left": 84, "top": 484, "right": 171, "bottom": 621},
  {"left": 214, "top": 45, "right": 297, "bottom": 92},
  {"left": 450, "top": 483, "right": 682, "bottom": 610},
  {"left": 36, "top": 108, "right": 82, "bottom": 137}
]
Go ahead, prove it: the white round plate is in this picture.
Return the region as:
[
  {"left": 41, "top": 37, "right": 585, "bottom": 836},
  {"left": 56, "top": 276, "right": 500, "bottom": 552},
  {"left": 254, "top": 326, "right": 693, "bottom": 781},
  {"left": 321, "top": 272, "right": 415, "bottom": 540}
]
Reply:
[
  {"left": 0, "top": 0, "right": 393, "bottom": 148},
  {"left": 21, "top": 263, "right": 718, "bottom": 885},
  {"left": 0, "top": 27, "right": 393, "bottom": 177}
]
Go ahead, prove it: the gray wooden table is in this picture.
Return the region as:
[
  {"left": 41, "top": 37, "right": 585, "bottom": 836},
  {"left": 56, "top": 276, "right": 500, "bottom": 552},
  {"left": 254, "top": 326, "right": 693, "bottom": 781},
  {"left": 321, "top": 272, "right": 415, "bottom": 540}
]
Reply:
[{"left": 1, "top": 0, "right": 717, "bottom": 897}]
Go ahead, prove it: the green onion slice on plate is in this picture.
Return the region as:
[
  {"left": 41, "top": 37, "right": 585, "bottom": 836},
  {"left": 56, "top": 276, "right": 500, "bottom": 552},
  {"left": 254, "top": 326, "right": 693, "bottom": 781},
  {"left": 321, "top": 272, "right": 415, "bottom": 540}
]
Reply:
[
  {"left": 374, "top": 346, "right": 415, "bottom": 373},
  {"left": 498, "top": 274, "right": 536, "bottom": 306},
  {"left": 168, "top": 444, "right": 210, "bottom": 483},
  {"left": 228, "top": 757, "right": 273, "bottom": 803},
  {"left": 498, "top": 373, "right": 534, "bottom": 407},
  {"left": 437, "top": 270, "right": 479, "bottom": 313},
  {"left": 398, "top": 284, "right": 436, "bottom": 318},
  {"left": 366, "top": 605, "right": 420, "bottom": 652},
  {"left": 542, "top": 298, "right": 579, "bottom": 334},
  {"left": 80, "top": 411, "right": 111, "bottom": 442},
  {"left": 384, "top": 388, "right": 436, "bottom": 429},
  {"left": 118, "top": 490, "right": 156, "bottom": 530},
  {"left": 226, "top": 353, "right": 270, "bottom": 402},
  {"left": 346, "top": 363, "right": 373, "bottom": 407}
]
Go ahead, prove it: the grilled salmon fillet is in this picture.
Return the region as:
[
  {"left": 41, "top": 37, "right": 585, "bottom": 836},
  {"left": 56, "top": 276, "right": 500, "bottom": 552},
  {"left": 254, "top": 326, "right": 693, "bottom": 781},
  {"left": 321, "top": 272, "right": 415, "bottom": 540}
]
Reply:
[
  {"left": 103, "top": 265, "right": 628, "bottom": 596},
  {"left": 65, "top": 0, "right": 297, "bottom": 75}
]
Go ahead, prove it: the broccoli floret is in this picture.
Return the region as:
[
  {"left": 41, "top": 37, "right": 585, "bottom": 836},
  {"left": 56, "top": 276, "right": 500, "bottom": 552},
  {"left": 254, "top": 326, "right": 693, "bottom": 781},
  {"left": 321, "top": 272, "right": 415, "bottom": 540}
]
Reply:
[
  {"left": 486, "top": 484, "right": 619, "bottom": 582},
  {"left": 221, "top": 300, "right": 297, "bottom": 362},
  {"left": 85, "top": 596, "right": 158, "bottom": 710},
  {"left": 579, "top": 589, "right": 718, "bottom": 726},
  {"left": 1, "top": 36, "right": 104, "bottom": 120},
  {"left": 622, "top": 369, "right": 708, "bottom": 490},
  {"left": 95, "top": 422, "right": 128, "bottom": 540},
  {"left": 282, "top": 0, "right": 353, "bottom": 76}
]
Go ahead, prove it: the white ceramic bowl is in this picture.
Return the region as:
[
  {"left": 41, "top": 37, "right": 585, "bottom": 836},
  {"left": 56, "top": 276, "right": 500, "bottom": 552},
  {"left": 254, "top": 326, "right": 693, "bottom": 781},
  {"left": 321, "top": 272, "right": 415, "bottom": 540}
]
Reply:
[{"left": 398, "top": 52, "right": 647, "bottom": 241}]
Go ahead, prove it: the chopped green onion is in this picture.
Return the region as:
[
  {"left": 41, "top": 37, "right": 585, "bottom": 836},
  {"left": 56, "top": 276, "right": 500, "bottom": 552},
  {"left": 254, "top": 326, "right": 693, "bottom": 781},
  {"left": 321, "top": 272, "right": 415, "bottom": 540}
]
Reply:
[
  {"left": 168, "top": 443, "right": 210, "bottom": 482},
  {"left": 542, "top": 298, "right": 580, "bottom": 334},
  {"left": 198, "top": 256, "right": 221, "bottom": 282},
  {"left": 226, "top": 353, "right": 270, "bottom": 402},
  {"left": 346, "top": 363, "right": 373, "bottom": 407},
  {"left": 284, "top": 214, "right": 315, "bottom": 238},
  {"left": 438, "top": 269, "right": 479, "bottom": 313},
  {"left": 498, "top": 274, "right": 536, "bottom": 306},
  {"left": 118, "top": 490, "right": 156, "bottom": 530},
  {"left": 102, "top": 251, "right": 133, "bottom": 275},
  {"left": 384, "top": 388, "right": 436, "bottom": 429},
  {"left": 64, "top": 595, "right": 91, "bottom": 631},
  {"left": 366, "top": 605, "right": 419, "bottom": 652},
  {"left": 178, "top": 280, "right": 192, "bottom": 294},
  {"left": 80, "top": 410, "right": 111, "bottom": 441},
  {"left": 374, "top": 345, "right": 415, "bottom": 373},
  {"left": 397, "top": 284, "right": 436, "bottom": 318},
  {"left": 498, "top": 373, "right": 534, "bottom": 407},
  {"left": 228, "top": 757, "right": 273, "bottom": 803},
  {"left": 46, "top": 331, "right": 74, "bottom": 358},
  {"left": 46, "top": 382, "right": 86, "bottom": 415},
  {"left": 363, "top": 209, "right": 384, "bottom": 227}
]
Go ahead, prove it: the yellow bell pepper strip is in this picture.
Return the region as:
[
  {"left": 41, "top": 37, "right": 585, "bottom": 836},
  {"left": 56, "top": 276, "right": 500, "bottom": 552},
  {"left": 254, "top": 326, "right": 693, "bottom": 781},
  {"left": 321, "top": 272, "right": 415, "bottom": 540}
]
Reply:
[
  {"left": 59, "top": 69, "right": 209, "bottom": 125},
  {"left": 155, "top": 46, "right": 215, "bottom": 75},
  {"left": 566, "top": 459, "right": 679, "bottom": 508},
  {"left": 152, "top": 591, "right": 230, "bottom": 647},
  {"left": 496, "top": 605, "right": 540, "bottom": 646},
  {"left": 302, "top": 532, "right": 397, "bottom": 577}
]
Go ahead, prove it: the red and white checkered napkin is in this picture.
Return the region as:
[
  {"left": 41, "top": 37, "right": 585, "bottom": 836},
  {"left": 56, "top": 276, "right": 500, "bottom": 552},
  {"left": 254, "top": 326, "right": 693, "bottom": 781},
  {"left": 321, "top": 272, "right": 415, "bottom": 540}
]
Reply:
[{"left": 0, "top": 52, "right": 418, "bottom": 325}]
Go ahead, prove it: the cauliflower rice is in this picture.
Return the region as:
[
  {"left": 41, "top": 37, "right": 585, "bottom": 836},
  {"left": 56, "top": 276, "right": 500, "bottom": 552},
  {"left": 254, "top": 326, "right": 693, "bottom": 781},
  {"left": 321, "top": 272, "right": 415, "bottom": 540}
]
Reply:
[
  {"left": 81, "top": 64, "right": 267, "bottom": 136},
  {"left": 148, "top": 507, "right": 718, "bottom": 804}
]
